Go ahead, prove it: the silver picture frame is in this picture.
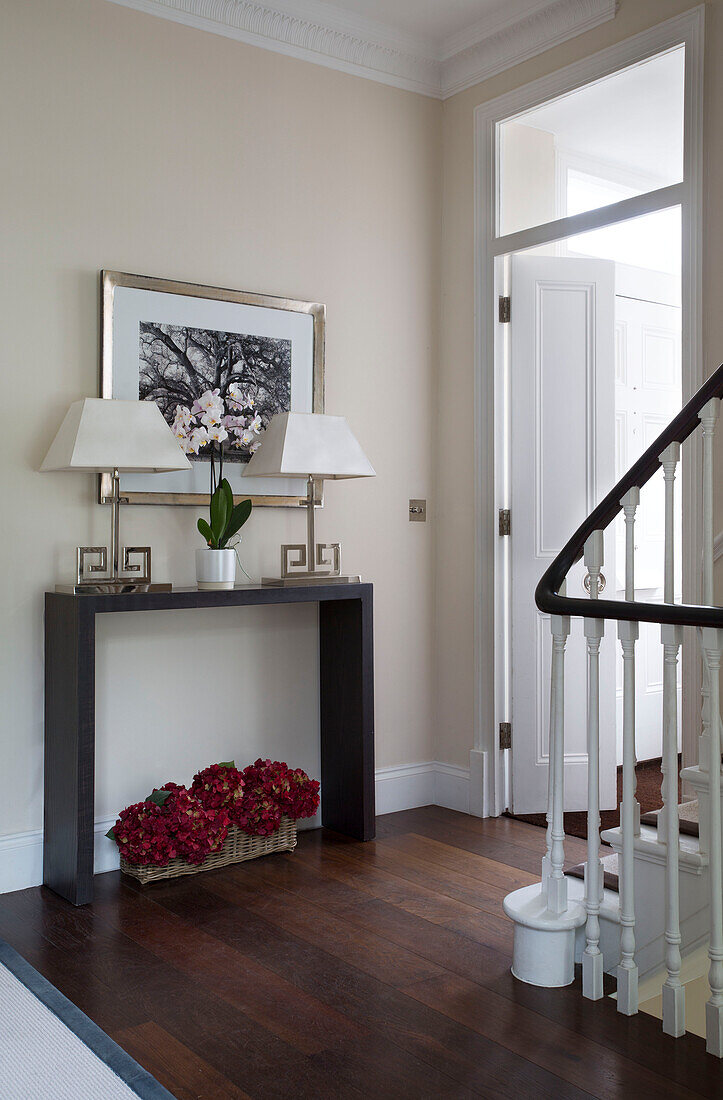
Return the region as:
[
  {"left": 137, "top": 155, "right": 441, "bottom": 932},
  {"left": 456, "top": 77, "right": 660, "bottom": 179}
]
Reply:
[{"left": 99, "top": 270, "right": 325, "bottom": 507}]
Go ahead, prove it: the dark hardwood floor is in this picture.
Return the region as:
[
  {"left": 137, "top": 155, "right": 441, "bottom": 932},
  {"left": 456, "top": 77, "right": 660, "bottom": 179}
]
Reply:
[{"left": 1, "top": 806, "right": 722, "bottom": 1098}]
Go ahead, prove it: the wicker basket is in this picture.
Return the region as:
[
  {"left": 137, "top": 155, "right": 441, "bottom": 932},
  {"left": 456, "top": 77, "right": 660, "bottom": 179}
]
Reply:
[{"left": 120, "top": 817, "right": 297, "bottom": 885}]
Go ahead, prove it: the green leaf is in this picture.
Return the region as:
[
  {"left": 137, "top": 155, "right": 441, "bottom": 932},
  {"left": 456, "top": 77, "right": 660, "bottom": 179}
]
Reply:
[
  {"left": 220, "top": 478, "right": 233, "bottom": 522},
  {"left": 219, "top": 498, "right": 252, "bottom": 548},
  {"left": 197, "top": 517, "right": 215, "bottom": 547},
  {"left": 210, "top": 484, "right": 229, "bottom": 542},
  {"left": 105, "top": 827, "right": 116, "bottom": 841},
  {"left": 219, "top": 760, "right": 235, "bottom": 768},
  {"left": 146, "top": 789, "right": 172, "bottom": 808}
]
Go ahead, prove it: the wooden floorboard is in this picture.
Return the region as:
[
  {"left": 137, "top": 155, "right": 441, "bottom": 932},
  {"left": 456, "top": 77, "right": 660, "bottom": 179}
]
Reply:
[{"left": 1, "top": 807, "right": 722, "bottom": 1098}]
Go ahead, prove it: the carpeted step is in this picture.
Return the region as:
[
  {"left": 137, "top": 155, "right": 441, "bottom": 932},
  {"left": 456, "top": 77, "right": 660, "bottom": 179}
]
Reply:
[
  {"left": 566, "top": 852, "right": 619, "bottom": 893},
  {"left": 640, "top": 799, "right": 699, "bottom": 837},
  {"left": 565, "top": 802, "right": 700, "bottom": 895}
]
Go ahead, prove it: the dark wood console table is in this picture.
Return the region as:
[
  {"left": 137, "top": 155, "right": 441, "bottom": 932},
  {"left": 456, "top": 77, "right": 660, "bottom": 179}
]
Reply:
[{"left": 44, "top": 583, "right": 374, "bottom": 905}]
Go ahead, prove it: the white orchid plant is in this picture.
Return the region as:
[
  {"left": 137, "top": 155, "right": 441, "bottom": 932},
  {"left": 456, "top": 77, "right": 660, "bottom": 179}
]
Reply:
[{"left": 171, "top": 384, "right": 259, "bottom": 550}]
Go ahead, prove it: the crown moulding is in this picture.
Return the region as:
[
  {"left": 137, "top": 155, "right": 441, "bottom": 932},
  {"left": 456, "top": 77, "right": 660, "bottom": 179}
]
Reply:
[{"left": 105, "top": 0, "right": 618, "bottom": 99}]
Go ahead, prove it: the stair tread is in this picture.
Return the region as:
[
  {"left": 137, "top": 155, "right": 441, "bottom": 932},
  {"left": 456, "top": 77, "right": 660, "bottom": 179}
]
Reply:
[
  {"left": 640, "top": 799, "right": 699, "bottom": 837},
  {"left": 566, "top": 852, "right": 619, "bottom": 894}
]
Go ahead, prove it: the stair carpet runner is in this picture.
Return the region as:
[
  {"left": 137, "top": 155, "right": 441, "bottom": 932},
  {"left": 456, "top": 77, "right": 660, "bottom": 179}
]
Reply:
[{"left": 566, "top": 799, "right": 700, "bottom": 893}]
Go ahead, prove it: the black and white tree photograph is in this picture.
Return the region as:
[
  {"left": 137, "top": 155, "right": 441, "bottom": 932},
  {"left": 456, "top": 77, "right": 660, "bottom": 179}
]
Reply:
[{"left": 138, "top": 322, "right": 292, "bottom": 462}]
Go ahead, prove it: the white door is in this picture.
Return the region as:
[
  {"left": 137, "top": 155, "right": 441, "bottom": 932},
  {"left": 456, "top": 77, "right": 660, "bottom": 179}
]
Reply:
[
  {"left": 509, "top": 254, "right": 617, "bottom": 813},
  {"left": 614, "top": 267, "right": 682, "bottom": 763}
]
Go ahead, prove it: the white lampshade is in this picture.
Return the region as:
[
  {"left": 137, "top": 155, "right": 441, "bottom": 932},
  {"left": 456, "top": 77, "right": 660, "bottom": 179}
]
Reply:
[
  {"left": 242, "top": 413, "right": 375, "bottom": 480},
  {"left": 41, "top": 398, "right": 192, "bottom": 473}
]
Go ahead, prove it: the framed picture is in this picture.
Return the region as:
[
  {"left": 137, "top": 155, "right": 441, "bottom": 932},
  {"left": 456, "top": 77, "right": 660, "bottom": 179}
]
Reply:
[{"left": 100, "top": 270, "right": 325, "bottom": 506}]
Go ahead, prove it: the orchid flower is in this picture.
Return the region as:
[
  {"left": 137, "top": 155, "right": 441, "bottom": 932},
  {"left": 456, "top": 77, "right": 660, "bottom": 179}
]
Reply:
[
  {"left": 192, "top": 389, "right": 224, "bottom": 426},
  {"left": 187, "top": 425, "right": 210, "bottom": 453},
  {"left": 207, "top": 425, "right": 229, "bottom": 444},
  {"left": 226, "top": 382, "right": 246, "bottom": 410}
]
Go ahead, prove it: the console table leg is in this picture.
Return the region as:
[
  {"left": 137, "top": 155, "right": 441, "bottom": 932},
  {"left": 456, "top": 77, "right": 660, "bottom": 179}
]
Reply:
[
  {"left": 44, "top": 594, "right": 96, "bottom": 905},
  {"left": 319, "top": 595, "right": 375, "bottom": 840}
]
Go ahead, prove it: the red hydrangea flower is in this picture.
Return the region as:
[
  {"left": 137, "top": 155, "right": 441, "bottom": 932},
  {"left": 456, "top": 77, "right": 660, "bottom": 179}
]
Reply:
[
  {"left": 153, "top": 783, "right": 230, "bottom": 865},
  {"left": 235, "top": 791, "right": 283, "bottom": 836},
  {"left": 236, "top": 759, "right": 319, "bottom": 835},
  {"left": 111, "top": 801, "right": 178, "bottom": 867},
  {"left": 190, "top": 764, "right": 245, "bottom": 817},
  {"left": 284, "top": 768, "right": 320, "bottom": 820}
]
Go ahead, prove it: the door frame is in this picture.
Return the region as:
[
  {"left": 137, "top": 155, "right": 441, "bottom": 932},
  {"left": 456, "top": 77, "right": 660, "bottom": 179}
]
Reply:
[{"left": 472, "top": 7, "right": 704, "bottom": 817}]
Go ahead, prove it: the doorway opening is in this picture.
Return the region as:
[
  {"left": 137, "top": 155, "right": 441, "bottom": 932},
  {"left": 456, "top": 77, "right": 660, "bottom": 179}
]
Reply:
[{"left": 475, "top": 10, "right": 703, "bottom": 819}]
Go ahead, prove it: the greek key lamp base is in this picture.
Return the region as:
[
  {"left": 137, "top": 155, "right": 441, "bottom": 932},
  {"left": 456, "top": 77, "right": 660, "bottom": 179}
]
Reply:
[
  {"left": 56, "top": 470, "right": 171, "bottom": 594},
  {"left": 261, "top": 477, "right": 361, "bottom": 587}
]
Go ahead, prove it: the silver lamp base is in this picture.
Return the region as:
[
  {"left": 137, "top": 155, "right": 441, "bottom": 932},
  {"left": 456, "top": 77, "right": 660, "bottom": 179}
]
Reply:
[
  {"left": 56, "top": 580, "right": 172, "bottom": 594},
  {"left": 261, "top": 476, "right": 361, "bottom": 588},
  {"left": 58, "top": 473, "right": 170, "bottom": 595},
  {"left": 262, "top": 574, "right": 361, "bottom": 587}
]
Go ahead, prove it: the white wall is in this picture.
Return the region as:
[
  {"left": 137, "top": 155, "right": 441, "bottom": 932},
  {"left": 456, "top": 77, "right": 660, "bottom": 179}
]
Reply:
[{"left": 0, "top": 0, "right": 442, "bottom": 860}]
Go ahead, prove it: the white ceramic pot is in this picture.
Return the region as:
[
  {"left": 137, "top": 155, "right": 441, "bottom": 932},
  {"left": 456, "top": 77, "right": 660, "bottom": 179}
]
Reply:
[{"left": 195, "top": 547, "right": 236, "bottom": 590}]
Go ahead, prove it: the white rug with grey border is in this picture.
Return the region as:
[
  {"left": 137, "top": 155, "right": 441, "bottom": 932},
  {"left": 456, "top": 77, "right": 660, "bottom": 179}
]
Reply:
[{"left": 0, "top": 939, "right": 175, "bottom": 1099}]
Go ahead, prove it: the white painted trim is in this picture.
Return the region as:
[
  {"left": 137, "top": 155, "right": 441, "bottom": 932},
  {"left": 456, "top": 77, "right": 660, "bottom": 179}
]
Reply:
[
  {"left": 680, "top": 6, "right": 705, "bottom": 780},
  {"left": 0, "top": 818, "right": 119, "bottom": 897},
  {"left": 374, "top": 761, "right": 471, "bottom": 815},
  {"left": 105, "top": 0, "right": 441, "bottom": 97},
  {"left": 103, "top": 0, "right": 616, "bottom": 100},
  {"left": 715, "top": 531, "right": 723, "bottom": 564},
  {"left": 492, "top": 182, "right": 685, "bottom": 258},
  {"left": 434, "top": 762, "right": 472, "bottom": 815},
  {"left": 441, "top": 0, "right": 616, "bottom": 99},
  {"left": 374, "top": 762, "right": 436, "bottom": 814},
  {"left": 0, "top": 763, "right": 471, "bottom": 894},
  {"left": 476, "top": 7, "right": 705, "bottom": 818}
]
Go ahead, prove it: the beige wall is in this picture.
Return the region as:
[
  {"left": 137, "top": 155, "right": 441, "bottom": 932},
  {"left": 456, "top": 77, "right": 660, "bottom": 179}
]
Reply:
[
  {"left": 436, "top": 0, "right": 722, "bottom": 769},
  {"left": 0, "top": 0, "right": 441, "bottom": 836},
  {"left": 5, "top": 0, "right": 722, "bottom": 839}
]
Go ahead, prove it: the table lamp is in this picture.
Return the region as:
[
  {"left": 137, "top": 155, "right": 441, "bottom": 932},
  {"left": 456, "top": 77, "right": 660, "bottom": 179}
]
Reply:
[
  {"left": 41, "top": 398, "right": 191, "bottom": 593},
  {"left": 243, "top": 412, "right": 375, "bottom": 586}
]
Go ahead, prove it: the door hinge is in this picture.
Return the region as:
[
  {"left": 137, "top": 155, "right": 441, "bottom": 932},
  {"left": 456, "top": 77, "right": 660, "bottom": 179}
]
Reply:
[
  {"left": 498, "top": 508, "right": 511, "bottom": 536},
  {"left": 498, "top": 295, "right": 511, "bottom": 324},
  {"left": 499, "top": 722, "right": 512, "bottom": 750}
]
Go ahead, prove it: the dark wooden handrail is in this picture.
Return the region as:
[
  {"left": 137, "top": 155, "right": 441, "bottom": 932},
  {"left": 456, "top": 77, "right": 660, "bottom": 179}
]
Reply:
[{"left": 535, "top": 361, "right": 723, "bottom": 627}]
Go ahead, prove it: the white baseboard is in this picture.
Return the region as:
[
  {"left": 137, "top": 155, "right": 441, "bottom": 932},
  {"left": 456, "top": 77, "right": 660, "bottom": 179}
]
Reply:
[
  {"left": 0, "top": 762, "right": 471, "bottom": 894},
  {"left": 0, "top": 818, "right": 120, "bottom": 896},
  {"left": 374, "top": 761, "right": 471, "bottom": 815}
]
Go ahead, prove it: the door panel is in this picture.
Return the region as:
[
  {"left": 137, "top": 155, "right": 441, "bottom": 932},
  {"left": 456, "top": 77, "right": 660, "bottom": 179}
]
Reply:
[
  {"left": 613, "top": 273, "right": 682, "bottom": 763},
  {"left": 510, "top": 255, "right": 617, "bottom": 813}
]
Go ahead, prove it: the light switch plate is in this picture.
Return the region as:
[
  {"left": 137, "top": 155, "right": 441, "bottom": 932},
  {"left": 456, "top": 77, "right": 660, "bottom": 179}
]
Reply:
[{"left": 409, "top": 499, "right": 426, "bottom": 522}]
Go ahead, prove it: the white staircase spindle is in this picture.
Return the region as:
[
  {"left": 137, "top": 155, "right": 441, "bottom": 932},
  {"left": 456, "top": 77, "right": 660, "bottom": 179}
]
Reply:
[
  {"left": 657, "top": 443, "right": 680, "bottom": 845},
  {"left": 582, "top": 531, "right": 605, "bottom": 1001},
  {"left": 617, "top": 486, "right": 640, "bottom": 1017},
  {"left": 661, "top": 622, "right": 684, "bottom": 1035},
  {"left": 543, "top": 642, "right": 556, "bottom": 892},
  {"left": 657, "top": 443, "right": 685, "bottom": 1037},
  {"left": 699, "top": 398, "right": 720, "bottom": 779},
  {"left": 547, "top": 610, "right": 571, "bottom": 915},
  {"left": 622, "top": 488, "right": 640, "bottom": 604},
  {"left": 700, "top": 399, "right": 720, "bottom": 606},
  {"left": 621, "top": 486, "right": 641, "bottom": 839},
  {"left": 617, "top": 620, "right": 639, "bottom": 1015},
  {"left": 701, "top": 627, "right": 723, "bottom": 1057}
]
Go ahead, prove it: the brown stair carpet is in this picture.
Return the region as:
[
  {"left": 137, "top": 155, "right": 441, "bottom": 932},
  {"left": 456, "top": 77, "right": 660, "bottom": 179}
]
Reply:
[
  {"left": 565, "top": 800, "right": 699, "bottom": 895},
  {"left": 508, "top": 757, "right": 680, "bottom": 841},
  {"left": 640, "top": 799, "right": 700, "bottom": 836}
]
